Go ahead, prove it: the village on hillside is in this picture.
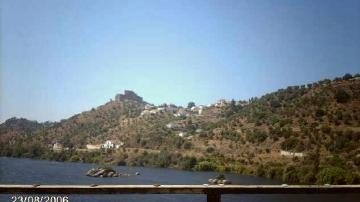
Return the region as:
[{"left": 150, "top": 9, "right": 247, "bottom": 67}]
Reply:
[
  {"left": 51, "top": 90, "right": 250, "bottom": 152},
  {"left": 49, "top": 90, "right": 306, "bottom": 159}
]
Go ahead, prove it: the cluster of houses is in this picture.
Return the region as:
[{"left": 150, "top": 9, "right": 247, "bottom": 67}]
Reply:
[
  {"left": 140, "top": 103, "right": 207, "bottom": 118},
  {"left": 140, "top": 100, "right": 249, "bottom": 139},
  {"left": 139, "top": 99, "right": 249, "bottom": 119},
  {"left": 140, "top": 104, "right": 166, "bottom": 116},
  {"left": 209, "top": 99, "right": 248, "bottom": 108},
  {"left": 52, "top": 140, "right": 124, "bottom": 151},
  {"left": 52, "top": 142, "right": 68, "bottom": 151},
  {"left": 280, "top": 150, "right": 305, "bottom": 157},
  {"left": 174, "top": 108, "right": 189, "bottom": 117},
  {"left": 86, "top": 140, "right": 124, "bottom": 150},
  {"left": 111, "top": 90, "right": 250, "bottom": 120},
  {"left": 51, "top": 99, "right": 249, "bottom": 152},
  {"left": 166, "top": 121, "right": 202, "bottom": 139},
  {"left": 190, "top": 105, "right": 204, "bottom": 115},
  {"left": 166, "top": 121, "right": 183, "bottom": 129},
  {"left": 213, "top": 99, "right": 229, "bottom": 107}
]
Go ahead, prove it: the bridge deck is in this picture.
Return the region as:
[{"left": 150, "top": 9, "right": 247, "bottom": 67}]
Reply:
[{"left": 1, "top": 184, "right": 360, "bottom": 202}]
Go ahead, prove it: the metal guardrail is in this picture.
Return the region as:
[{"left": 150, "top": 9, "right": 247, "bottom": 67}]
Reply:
[{"left": 1, "top": 184, "right": 360, "bottom": 202}]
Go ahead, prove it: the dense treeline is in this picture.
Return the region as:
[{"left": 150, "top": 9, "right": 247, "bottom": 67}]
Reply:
[{"left": 1, "top": 139, "right": 359, "bottom": 185}]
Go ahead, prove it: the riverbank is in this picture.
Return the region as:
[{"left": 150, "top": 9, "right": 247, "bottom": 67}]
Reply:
[
  {"left": 0, "top": 150, "right": 274, "bottom": 184},
  {"left": 1, "top": 143, "right": 359, "bottom": 186}
]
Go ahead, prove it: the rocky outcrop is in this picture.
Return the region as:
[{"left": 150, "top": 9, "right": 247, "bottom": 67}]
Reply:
[
  {"left": 86, "top": 167, "right": 118, "bottom": 177},
  {"left": 115, "top": 90, "right": 143, "bottom": 103},
  {"left": 208, "top": 178, "right": 232, "bottom": 185},
  {"left": 86, "top": 167, "right": 140, "bottom": 177},
  {"left": 208, "top": 174, "right": 232, "bottom": 185}
]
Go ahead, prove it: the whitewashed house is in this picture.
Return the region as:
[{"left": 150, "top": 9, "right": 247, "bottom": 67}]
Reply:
[
  {"left": 215, "top": 99, "right": 229, "bottom": 107},
  {"left": 156, "top": 107, "right": 165, "bottom": 112},
  {"left": 53, "top": 142, "right": 63, "bottom": 151},
  {"left": 174, "top": 108, "right": 188, "bottom": 117},
  {"left": 144, "top": 104, "right": 155, "bottom": 110},
  {"left": 280, "top": 150, "right": 305, "bottom": 157},
  {"left": 141, "top": 105, "right": 165, "bottom": 116},
  {"left": 178, "top": 132, "right": 187, "bottom": 137},
  {"left": 102, "top": 140, "right": 115, "bottom": 149},
  {"left": 150, "top": 109, "right": 159, "bottom": 114},
  {"left": 140, "top": 110, "right": 151, "bottom": 116},
  {"left": 86, "top": 144, "right": 101, "bottom": 150},
  {"left": 191, "top": 105, "right": 205, "bottom": 115},
  {"left": 166, "top": 104, "right": 178, "bottom": 113},
  {"left": 101, "top": 140, "right": 123, "bottom": 149},
  {"left": 166, "top": 122, "right": 177, "bottom": 129}
]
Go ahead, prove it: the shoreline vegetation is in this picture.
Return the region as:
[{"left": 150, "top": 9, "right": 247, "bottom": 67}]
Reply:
[
  {"left": 1, "top": 136, "right": 359, "bottom": 185},
  {"left": 1, "top": 73, "right": 360, "bottom": 185}
]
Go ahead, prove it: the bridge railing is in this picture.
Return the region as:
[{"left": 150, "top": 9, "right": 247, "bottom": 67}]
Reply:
[{"left": 1, "top": 184, "right": 360, "bottom": 202}]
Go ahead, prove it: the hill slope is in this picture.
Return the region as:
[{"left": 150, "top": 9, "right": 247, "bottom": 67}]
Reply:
[{"left": 1, "top": 74, "right": 359, "bottom": 184}]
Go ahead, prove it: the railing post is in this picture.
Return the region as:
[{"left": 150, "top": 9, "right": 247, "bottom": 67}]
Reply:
[{"left": 207, "top": 192, "right": 221, "bottom": 202}]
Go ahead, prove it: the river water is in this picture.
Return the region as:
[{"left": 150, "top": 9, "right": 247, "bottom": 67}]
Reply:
[{"left": 0, "top": 157, "right": 358, "bottom": 202}]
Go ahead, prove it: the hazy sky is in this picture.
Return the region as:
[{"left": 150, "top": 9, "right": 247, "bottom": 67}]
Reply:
[{"left": 1, "top": 0, "right": 359, "bottom": 122}]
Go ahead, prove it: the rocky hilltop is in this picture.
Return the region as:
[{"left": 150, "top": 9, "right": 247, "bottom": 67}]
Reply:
[
  {"left": 115, "top": 90, "right": 143, "bottom": 103},
  {"left": 1, "top": 74, "right": 360, "bottom": 185}
]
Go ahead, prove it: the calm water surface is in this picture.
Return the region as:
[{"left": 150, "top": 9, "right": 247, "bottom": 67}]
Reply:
[{"left": 0, "top": 157, "right": 358, "bottom": 202}]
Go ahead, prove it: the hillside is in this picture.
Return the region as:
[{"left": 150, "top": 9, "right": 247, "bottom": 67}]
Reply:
[{"left": 1, "top": 74, "right": 360, "bottom": 185}]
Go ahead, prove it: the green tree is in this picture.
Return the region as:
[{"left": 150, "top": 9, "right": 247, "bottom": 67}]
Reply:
[
  {"left": 69, "top": 154, "right": 80, "bottom": 162},
  {"left": 282, "top": 165, "right": 299, "bottom": 183},
  {"left": 187, "top": 102, "right": 195, "bottom": 109},
  {"left": 342, "top": 73, "right": 353, "bottom": 80},
  {"left": 224, "top": 99, "right": 240, "bottom": 117},
  {"left": 316, "top": 167, "right": 347, "bottom": 184},
  {"left": 194, "top": 161, "right": 217, "bottom": 171},
  {"left": 335, "top": 89, "right": 351, "bottom": 103},
  {"left": 180, "top": 156, "right": 197, "bottom": 170},
  {"left": 281, "top": 138, "right": 299, "bottom": 151}
]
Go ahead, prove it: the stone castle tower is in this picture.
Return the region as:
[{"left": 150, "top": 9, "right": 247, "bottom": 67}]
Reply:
[{"left": 115, "top": 90, "right": 143, "bottom": 102}]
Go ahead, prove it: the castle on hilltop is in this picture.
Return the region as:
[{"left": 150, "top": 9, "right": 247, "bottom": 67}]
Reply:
[{"left": 115, "top": 90, "right": 143, "bottom": 102}]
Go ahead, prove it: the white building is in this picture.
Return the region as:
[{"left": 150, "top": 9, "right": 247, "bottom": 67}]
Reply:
[
  {"left": 280, "top": 150, "right": 305, "bottom": 157},
  {"left": 53, "top": 142, "right": 63, "bottom": 151},
  {"left": 166, "top": 122, "right": 177, "bottom": 129},
  {"left": 174, "top": 108, "right": 188, "bottom": 117},
  {"left": 166, "top": 104, "right": 178, "bottom": 113},
  {"left": 86, "top": 144, "right": 101, "bottom": 150},
  {"left": 100, "top": 140, "right": 124, "bottom": 149},
  {"left": 144, "top": 104, "right": 155, "bottom": 110},
  {"left": 140, "top": 110, "right": 151, "bottom": 116},
  {"left": 157, "top": 107, "right": 165, "bottom": 112},
  {"left": 191, "top": 105, "right": 205, "bottom": 115},
  {"left": 150, "top": 109, "right": 159, "bottom": 114},
  {"left": 215, "top": 99, "right": 230, "bottom": 107},
  {"left": 141, "top": 106, "right": 166, "bottom": 116},
  {"left": 178, "top": 132, "right": 186, "bottom": 137},
  {"left": 102, "top": 140, "right": 113, "bottom": 149}
]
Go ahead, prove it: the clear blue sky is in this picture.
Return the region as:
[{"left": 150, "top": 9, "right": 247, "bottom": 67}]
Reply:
[{"left": 1, "top": 0, "right": 359, "bottom": 122}]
